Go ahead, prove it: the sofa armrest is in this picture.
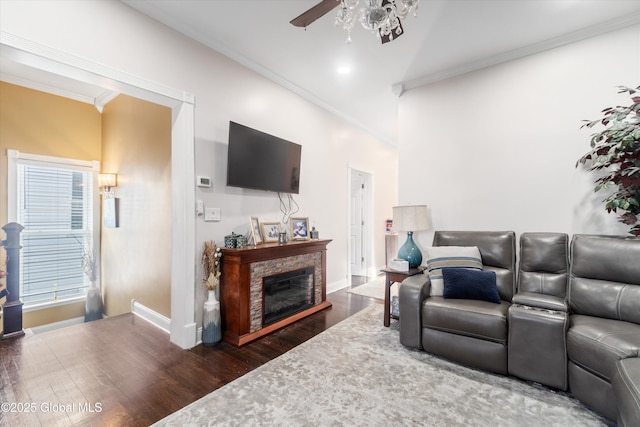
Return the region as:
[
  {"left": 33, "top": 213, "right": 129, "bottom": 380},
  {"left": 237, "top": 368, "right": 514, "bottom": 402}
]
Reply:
[
  {"left": 399, "top": 274, "right": 431, "bottom": 350},
  {"left": 612, "top": 358, "right": 640, "bottom": 427},
  {"left": 512, "top": 292, "right": 567, "bottom": 312}
]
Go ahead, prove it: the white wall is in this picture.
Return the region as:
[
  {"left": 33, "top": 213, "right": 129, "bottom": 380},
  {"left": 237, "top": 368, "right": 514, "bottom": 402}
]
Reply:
[
  {"left": 398, "top": 24, "right": 639, "bottom": 251},
  {"left": 0, "top": 1, "right": 398, "bottom": 323}
]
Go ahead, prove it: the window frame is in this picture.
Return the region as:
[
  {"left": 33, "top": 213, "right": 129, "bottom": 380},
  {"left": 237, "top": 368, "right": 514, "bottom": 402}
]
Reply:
[{"left": 6, "top": 149, "right": 101, "bottom": 310}]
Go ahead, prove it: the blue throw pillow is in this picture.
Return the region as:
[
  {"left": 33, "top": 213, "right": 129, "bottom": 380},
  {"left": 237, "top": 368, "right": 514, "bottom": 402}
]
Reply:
[{"left": 442, "top": 268, "right": 501, "bottom": 304}]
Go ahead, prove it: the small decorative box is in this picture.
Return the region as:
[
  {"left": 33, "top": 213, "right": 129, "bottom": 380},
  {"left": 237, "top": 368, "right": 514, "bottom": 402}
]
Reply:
[
  {"left": 225, "top": 233, "right": 238, "bottom": 248},
  {"left": 390, "top": 259, "right": 409, "bottom": 272}
]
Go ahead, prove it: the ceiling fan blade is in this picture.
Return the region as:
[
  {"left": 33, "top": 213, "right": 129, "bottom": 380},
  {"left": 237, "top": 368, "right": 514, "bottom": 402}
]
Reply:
[{"left": 290, "top": 0, "right": 341, "bottom": 28}]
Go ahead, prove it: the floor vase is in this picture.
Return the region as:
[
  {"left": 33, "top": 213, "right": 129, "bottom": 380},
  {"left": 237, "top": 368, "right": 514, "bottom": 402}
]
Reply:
[
  {"left": 85, "top": 281, "right": 103, "bottom": 322},
  {"left": 203, "top": 289, "right": 222, "bottom": 346}
]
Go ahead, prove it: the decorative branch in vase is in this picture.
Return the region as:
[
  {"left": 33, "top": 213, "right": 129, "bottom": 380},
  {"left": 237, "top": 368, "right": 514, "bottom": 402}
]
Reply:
[
  {"left": 202, "top": 240, "right": 222, "bottom": 292},
  {"left": 78, "top": 240, "right": 103, "bottom": 322},
  {"left": 81, "top": 247, "right": 98, "bottom": 284},
  {"left": 201, "top": 241, "right": 223, "bottom": 346}
]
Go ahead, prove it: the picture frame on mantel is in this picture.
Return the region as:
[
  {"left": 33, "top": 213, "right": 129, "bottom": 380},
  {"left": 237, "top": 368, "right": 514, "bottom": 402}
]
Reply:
[
  {"left": 250, "top": 216, "right": 262, "bottom": 245},
  {"left": 290, "top": 217, "right": 310, "bottom": 241},
  {"left": 261, "top": 222, "right": 281, "bottom": 243}
]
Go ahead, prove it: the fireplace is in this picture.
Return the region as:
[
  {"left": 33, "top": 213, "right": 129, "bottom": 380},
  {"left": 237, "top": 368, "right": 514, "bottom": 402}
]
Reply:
[
  {"left": 221, "top": 239, "right": 331, "bottom": 347},
  {"left": 263, "top": 267, "right": 315, "bottom": 326}
]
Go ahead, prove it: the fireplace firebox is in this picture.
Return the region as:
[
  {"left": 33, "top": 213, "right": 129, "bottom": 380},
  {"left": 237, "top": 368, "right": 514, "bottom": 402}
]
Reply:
[{"left": 263, "top": 267, "right": 315, "bottom": 326}]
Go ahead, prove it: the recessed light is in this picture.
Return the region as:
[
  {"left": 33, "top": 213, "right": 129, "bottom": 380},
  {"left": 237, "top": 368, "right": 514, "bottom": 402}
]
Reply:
[{"left": 337, "top": 66, "right": 351, "bottom": 75}]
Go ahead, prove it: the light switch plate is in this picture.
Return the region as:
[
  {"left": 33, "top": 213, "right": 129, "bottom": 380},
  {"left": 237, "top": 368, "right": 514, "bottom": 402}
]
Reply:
[
  {"left": 197, "top": 176, "right": 212, "bottom": 188},
  {"left": 204, "top": 207, "right": 221, "bottom": 221}
]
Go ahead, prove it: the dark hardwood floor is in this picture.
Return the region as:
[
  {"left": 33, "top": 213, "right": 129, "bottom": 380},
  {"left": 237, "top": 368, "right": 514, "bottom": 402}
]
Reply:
[
  {"left": 350, "top": 275, "right": 372, "bottom": 286},
  {"left": 0, "top": 288, "right": 376, "bottom": 427}
]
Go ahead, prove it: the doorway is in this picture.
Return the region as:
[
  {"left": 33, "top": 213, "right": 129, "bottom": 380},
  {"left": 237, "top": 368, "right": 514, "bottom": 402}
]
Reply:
[
  {"left": 1, "top": 35, "right": 197, "bottom": 348},
  {"left": 349, "top": 168, "right": 373, "bottom": 286}
]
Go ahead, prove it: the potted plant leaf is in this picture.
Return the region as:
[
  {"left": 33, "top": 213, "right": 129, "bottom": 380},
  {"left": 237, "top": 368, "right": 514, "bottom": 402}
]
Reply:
[{"left": 577, "top": 85, "right": 640, "bottom": 237}]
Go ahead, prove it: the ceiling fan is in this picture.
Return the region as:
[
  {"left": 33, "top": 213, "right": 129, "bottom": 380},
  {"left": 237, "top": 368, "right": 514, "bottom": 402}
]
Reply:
[
  {"left": 290, "top": 0, "right": 341, "bottom": 29},
  {"left": 290, "top": 0, "right": 420, "bottom": 44}
]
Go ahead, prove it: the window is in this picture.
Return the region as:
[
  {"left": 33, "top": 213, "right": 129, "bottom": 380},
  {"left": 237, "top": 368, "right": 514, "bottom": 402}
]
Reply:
[{"left": 7, "top": 150, "right": 100, "bottom": 306}]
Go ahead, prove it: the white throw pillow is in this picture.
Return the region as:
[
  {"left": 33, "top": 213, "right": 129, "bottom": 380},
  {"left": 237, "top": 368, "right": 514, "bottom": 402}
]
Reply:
[{"left": 425, "top": 246, "right": 483, "bottom": 296}]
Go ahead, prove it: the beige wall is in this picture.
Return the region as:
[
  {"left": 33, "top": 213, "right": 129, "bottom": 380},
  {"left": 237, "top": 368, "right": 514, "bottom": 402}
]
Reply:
[
  {"left": 101, "top": 94, "right": 172, "bottom": 318},
  {"left": 0, "top": 81, "right": 102, "bottom": 225},
  {"left": 0, "top": 83, "right": 172, "bottom": 325},
  {"left": 0, "top": 81, "right": 102, "bottom": 328}
]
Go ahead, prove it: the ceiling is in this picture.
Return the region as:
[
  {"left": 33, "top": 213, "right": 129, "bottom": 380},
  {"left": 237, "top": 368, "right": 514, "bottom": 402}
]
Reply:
[{"left": 2, "top": 1, "right": 640, "bottom": 144}]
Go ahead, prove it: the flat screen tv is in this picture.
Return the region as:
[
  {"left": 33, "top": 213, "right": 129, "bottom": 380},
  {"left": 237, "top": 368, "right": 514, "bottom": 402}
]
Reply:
[{"left": 227, "top": 121, "right": 301, "bottom": 194}]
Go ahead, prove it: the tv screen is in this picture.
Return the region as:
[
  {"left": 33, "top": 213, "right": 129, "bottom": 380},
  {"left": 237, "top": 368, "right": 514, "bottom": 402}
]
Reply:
[{"left": 227, "top": 121, "right": 301, "bottom": 194}]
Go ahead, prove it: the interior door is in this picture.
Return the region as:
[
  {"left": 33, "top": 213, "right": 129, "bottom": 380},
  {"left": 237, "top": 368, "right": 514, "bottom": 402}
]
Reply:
[{"left": 350, "top": 171, "right": 366, "bottom": 276}]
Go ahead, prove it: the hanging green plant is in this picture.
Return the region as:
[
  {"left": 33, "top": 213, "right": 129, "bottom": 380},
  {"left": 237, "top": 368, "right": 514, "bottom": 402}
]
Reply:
[{"left": 577, "top": 85, "right": 640, "bottom": 237}]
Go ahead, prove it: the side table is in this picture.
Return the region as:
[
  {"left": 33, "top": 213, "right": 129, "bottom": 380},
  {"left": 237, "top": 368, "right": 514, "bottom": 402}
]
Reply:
[{"left": 381, "top": 267, "right": 425, "bottom": 327}]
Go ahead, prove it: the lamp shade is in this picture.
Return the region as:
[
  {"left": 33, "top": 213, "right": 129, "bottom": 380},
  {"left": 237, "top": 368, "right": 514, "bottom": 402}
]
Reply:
[
  {"left": 99, "top": 173, "right": 118, "bottom": 188},
  {"left": 392, "top": 205, "right": 429, "bottom": 232}
]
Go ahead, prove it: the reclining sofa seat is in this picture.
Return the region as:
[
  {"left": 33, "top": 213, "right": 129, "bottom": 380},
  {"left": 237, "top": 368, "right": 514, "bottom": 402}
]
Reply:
[
  {"left": 567, "top": 234, "right": 640, "bottom": 421},
  {"left": 508, "top": 232, "right": 569, "bottom": 390},
  {"left": 399, "top": 231, "right": 516, "bottom": 375}
]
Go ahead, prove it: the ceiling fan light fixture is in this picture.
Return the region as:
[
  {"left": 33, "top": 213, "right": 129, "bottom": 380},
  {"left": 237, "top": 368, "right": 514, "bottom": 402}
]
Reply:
[
  {"left": 335, "top": 4, "right": 356, "bottom": 43},
  {"left": 343, "top": 0, "right": 360, "bottom": 9},
  {"left": 335, "top": 0, "right": 419, "bottom": 43},
  {"left": 358, "top": 6, "right": 388, "bottom": 30},
  {"left": 395, "top": 0, "right": 419, "bottom": 19}
]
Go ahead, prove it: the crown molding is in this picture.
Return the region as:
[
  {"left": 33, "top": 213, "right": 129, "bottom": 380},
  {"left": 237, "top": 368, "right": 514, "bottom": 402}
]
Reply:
[
  {"left": 396, "top": 12, "right": 640, "bottom": 93},
  {"left": 1, "top": 71, "right": 95, "bottom": 105},
  {"left": 1, "top": 31, "right": 195, "bottom": 106},
  {"left": 94, "top": 90, "right": 120, "bottom": 113}
]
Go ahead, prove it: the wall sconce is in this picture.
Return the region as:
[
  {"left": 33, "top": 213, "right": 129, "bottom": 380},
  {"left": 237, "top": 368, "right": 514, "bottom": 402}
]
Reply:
[
  {"left": 99, "top": 173, "right": 119, "bottom": 228},
  {"left": 99, "top": 173, "right": 118, "bottom": 198}
]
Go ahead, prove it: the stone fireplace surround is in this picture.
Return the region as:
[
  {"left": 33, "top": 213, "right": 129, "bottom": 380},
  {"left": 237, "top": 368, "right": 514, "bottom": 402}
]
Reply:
[
  {"left": 250, "top": 256, "right": 320, "bottom": 332},
  {"left": 221, "top": 240, "right": 332, "bottom": 347}
]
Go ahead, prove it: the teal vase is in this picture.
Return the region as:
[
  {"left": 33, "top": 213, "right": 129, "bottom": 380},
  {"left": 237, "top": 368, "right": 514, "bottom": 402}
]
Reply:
[{"left": 398, "top": 231, "right": 422, "bottom": 268}]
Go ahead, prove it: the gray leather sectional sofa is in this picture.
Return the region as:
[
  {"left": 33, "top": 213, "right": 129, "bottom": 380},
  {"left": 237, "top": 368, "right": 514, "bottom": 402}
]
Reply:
[{"left": 399, "top": 231, "right": 640, "bottom": 425}]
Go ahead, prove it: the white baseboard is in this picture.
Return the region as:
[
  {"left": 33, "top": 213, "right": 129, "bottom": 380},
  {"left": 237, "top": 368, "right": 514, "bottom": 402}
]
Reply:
[
  {"left": 327, "top": 278, "right": 349, "bottom": 294},
  {"left": 29, "top": 316, "right": 84, "bottom": 334},
  {"left": 172, "top": 321, "right": 198, "bottom": 349},
  {"left": 131, "top": 300, "right": 171, "bottom": 333},
  {"left": 373, "top": 265, "right": 386, "bottom": 276},
  {"left": 196, "top": 326, "right": 203, "bottom": 345}
]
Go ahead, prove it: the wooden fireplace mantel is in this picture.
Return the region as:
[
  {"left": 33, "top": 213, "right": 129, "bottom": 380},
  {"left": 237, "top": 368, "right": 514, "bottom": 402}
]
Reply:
[{"left": 220, "top": 239, "right": 332, "bottom": 347}]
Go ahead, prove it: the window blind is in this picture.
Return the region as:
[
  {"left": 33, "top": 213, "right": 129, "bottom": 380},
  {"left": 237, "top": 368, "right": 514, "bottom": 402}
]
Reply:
[{"left": 18, "top": 163, "right": 94, "bottom": 304}]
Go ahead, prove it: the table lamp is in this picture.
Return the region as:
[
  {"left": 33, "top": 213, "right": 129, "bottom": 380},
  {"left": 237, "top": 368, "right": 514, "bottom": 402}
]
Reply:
[{"left": 392, "top": 205, "right": 430, "bottom": 268}]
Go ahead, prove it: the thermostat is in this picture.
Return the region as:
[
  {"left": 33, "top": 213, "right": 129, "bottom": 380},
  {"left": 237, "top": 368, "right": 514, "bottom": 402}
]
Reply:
[{"left": 197, "top": 176, "right": 212, "bottom": 188}]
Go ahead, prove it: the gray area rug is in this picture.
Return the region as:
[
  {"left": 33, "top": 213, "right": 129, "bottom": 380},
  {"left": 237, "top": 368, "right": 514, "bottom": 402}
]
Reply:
[{"left": 154, "top": 304, "right": 612, "bottom": 427}]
